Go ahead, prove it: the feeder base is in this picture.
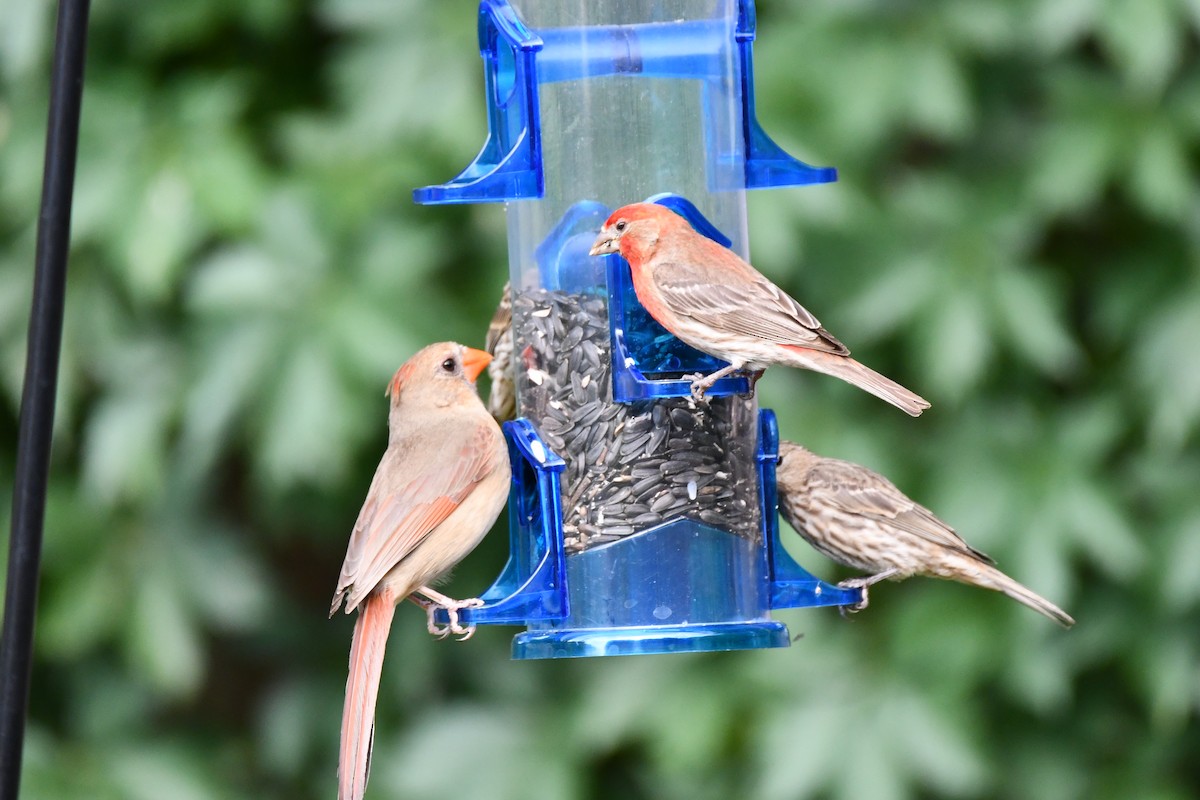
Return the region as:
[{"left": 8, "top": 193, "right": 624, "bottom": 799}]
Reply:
[{"left": 511, "top": 620, "right": 790, "bottom": 659}]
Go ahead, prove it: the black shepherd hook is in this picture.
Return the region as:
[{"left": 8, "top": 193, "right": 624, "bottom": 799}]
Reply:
[{"left": 0, "top": 1, "right": 92, "bottom": 798}]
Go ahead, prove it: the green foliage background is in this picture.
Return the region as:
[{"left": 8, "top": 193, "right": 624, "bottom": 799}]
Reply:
[{"left": 2, "top": 0, "right": 1198, "bottom": 797}]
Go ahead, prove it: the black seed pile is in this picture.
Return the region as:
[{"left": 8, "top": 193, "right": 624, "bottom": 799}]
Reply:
[{"left": 513, "top": 288, "right": 760, "bottom": 553}]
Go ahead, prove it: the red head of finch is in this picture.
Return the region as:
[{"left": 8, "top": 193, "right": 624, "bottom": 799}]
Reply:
[{"left": 590, "top": 203, "right": 930, "bottom": 415}]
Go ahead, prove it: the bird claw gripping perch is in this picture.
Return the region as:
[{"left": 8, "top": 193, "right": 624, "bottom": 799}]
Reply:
[
  {"left": 687, "top": 374, "right": 711, "bottom": 403},
  {"left": 836, "top": 583, "right": 870, "bottom": 617},
  {"left": 412, "top": 589, "right": 486, "bottom": 641},
  {"left": 408, "top": 595, "right": 452, "bottom": 638},
  {"left": 427, "top": 597, "right": 486, "bottom": 641},
  {"left": 688, "top": 365, "right": 762, "bottom": 402},
  {"left": 835, "top": 568, "right": 899, "bottom": 615},
  {"left": 448, "top": 598, "right": 487, "bottom": 641},
  {"left": 688, "top": 362, "right": 745, "bottom": 402}
]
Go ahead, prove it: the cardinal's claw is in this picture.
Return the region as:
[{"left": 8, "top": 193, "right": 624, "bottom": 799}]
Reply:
[
  {"left": 425, "top": 606, "right": 451, "bottom": 638},
  {"left": 435, "top": 597, "right": 485, "bottom": 641}
]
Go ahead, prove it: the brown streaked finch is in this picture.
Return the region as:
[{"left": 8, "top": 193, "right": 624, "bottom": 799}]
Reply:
[
  {"left": 589, "top": 202, "right": 930, "bottom": 415},
  {"left": 775, "top": 440, "right": 1073, "bottom": 626},
  {"left": 485, "top": 281, "right": 516, "bottom": 424},
  {"left": 329, "top": 342, "right": 510, "bottom": 800}
]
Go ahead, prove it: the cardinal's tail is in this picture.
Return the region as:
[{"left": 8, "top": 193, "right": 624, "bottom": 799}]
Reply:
[{"left": 339, "top": 590, "right": 396, "bottom": 800}]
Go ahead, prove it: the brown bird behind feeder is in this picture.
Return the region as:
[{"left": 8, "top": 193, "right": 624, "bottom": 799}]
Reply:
[
  {"left": 486, "top": 281, "right": 517, "bottom": 424},
  {"left": 775, "top": 440, "right": 1074, "bottom": 627}
]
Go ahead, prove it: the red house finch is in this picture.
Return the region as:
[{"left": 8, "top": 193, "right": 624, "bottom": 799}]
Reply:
[
  {"left": 776, "top": 440, "right": 1074, "bottom": 626},
  {"left": 330, "top": 342, "right": 510, "bottom": 800},
  {"left": 485, "top": 282, "right": 516, "bottom": 423},
  {"left": 589, "top": 203, "right": 930, "bottom": 416}
]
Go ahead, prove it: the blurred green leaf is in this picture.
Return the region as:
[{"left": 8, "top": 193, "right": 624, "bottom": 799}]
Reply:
[
  {"left": 1097, "top": 0, "right": 1182, "bottom": 94},
  {"left": 381, "top": 707, "right": 574, "bottom": 800},
  {"left": 260, "top": 340, "right": 354, "bottom": 486},
  {"left": 177, "top": 527, "right": 272, "bottom": 630},
  {"left": 1158, "top": 513, "right": 1200, "bottom": 611},
  {"left": 1029, "top": 115, "right": 1121, "bottom": 214},
  {"left": 1127, "top": 122, "right": 1194, "bottom": 221},
  {"left": 842, "top": 256, "right": 938, "bottom": 341},
  {"left": 992, "top": 267, "right": 1082, "bottom": 377},
  {"left": 0, "top": 0, "right": 51, "bottom": 79},
  {"left": 188, "top": 245, "right": 287, "bottom": 313},
  {"left": 120, "top": 170, "right": 199, "bottom": 303},
  {"left": 128, "top": 561, "right": 204, "bottom": 697},
  {"left": 1029, "top": 0, "right": 1099, "bottom": 54},
  {"left": 890, "top": 689, "right": 987, "bottom": 796},
  {"left": 920, "top": 291, "right": 992, "bottom": 399},
  {"left": 905, "top": 44, "right": 973, "bottom": 140},
  {"left": 80, "top": 350, "right": 178, "bottom": 505},
  {"left": 108, "top": 746, "right": 226, "bottom": 800},
  {"left": 39, "top": 546, "right": 125, "bottom": 658},
  {"left": 1136, "top": 293, "right": 1200, "bottom": 451}
]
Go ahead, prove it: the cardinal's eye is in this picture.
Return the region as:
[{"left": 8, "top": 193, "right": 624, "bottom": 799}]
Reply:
[
  {"left": 615, "top": 220, "right": 627, "bottom": 233},
  {"left": 441, "top": 358, "right": 456, "bottom": 372}
]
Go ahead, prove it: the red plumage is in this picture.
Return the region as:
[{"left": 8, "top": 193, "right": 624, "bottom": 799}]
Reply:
[{"left": 589, "top": 203, "right": 930, "bottom": 416}]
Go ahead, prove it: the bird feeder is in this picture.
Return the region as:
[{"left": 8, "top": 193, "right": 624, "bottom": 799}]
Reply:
[{"left": 422, "top": 0, "right": 862, "bottom": 659}]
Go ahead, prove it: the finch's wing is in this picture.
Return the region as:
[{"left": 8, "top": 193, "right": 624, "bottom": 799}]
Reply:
[
  {"left": 486, "top": 282, "right": 512, "bottom": 355},
  {"left": 331, "top": 424, "right": 505, "bottom": 613},
  {"left": 810, "top": 459, "right": 994, "bottom": 564},
  {"left": 652, "top": 256, "right": 850, "bottom": 355}
]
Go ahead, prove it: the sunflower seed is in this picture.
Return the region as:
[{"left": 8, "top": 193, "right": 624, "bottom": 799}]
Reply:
[
  {"left": 651, "top": 492, "right": 676, "bottom": 513},
  {"left": 645, "top": 427, "right": 668, "bottom": 455},
  {"left": 631, "top": 473, "right": 662, "bottom": 496},
  {"left": 514, "top": 288, "right": 762, "bottom": 551}
]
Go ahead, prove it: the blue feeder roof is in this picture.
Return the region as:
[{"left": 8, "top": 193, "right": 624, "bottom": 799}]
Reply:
[{"left": 414, "top": 0, "right": 836, "bottom": 205}]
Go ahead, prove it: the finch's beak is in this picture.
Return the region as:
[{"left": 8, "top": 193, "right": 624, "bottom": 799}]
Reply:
[
  {"left": 461, "top": 347, "right": 492, "bottom": 383},
  {"left": 589, "top": 231, "right": 618, "bottom": 257}
]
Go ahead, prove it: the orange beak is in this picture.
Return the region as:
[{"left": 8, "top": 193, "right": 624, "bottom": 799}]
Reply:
[{"left": 461, "top": 347, "right": 492, "bottom": 383}]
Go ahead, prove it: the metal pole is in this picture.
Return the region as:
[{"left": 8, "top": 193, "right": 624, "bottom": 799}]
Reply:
[{"left": 0, "top": 1, "right": 92, "bottom": 796}]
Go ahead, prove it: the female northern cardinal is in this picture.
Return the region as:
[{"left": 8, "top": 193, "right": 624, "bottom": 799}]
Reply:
[
  {"left": 776, "top": 440, "right": 1074, "bottom": 627},
  {"left": 590, "top": 202, "right": 930, "bottom": 416},
  {"left": 330, "top": 342, "right": 510, "bottom": 800}
]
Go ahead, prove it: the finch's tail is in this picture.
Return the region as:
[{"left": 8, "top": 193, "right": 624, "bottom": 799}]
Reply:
[
  {"left": 969, "top": 563, "right": 1075, "bottom": 628},
  {"left": 783, "top": 348, "right": 931, "bottom": 417},
  {"left": 339, "top": 590, "right": 396, "bottom": 800}
]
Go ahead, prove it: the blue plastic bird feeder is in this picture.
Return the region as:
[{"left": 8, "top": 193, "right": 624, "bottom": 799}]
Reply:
[{"left": 423, "top": 0, "right": 862, "bottom": 659}]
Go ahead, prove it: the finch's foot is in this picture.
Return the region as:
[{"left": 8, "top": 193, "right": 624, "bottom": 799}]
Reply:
[
  {"left": 687, "top": 363, "right": 742, "bottom": 401},
  {"left": 683, "top": 372, "right": 710, "bottom": 402},
  {"left": 836, "top": 578, "right": 871, "bottom": 614}
]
